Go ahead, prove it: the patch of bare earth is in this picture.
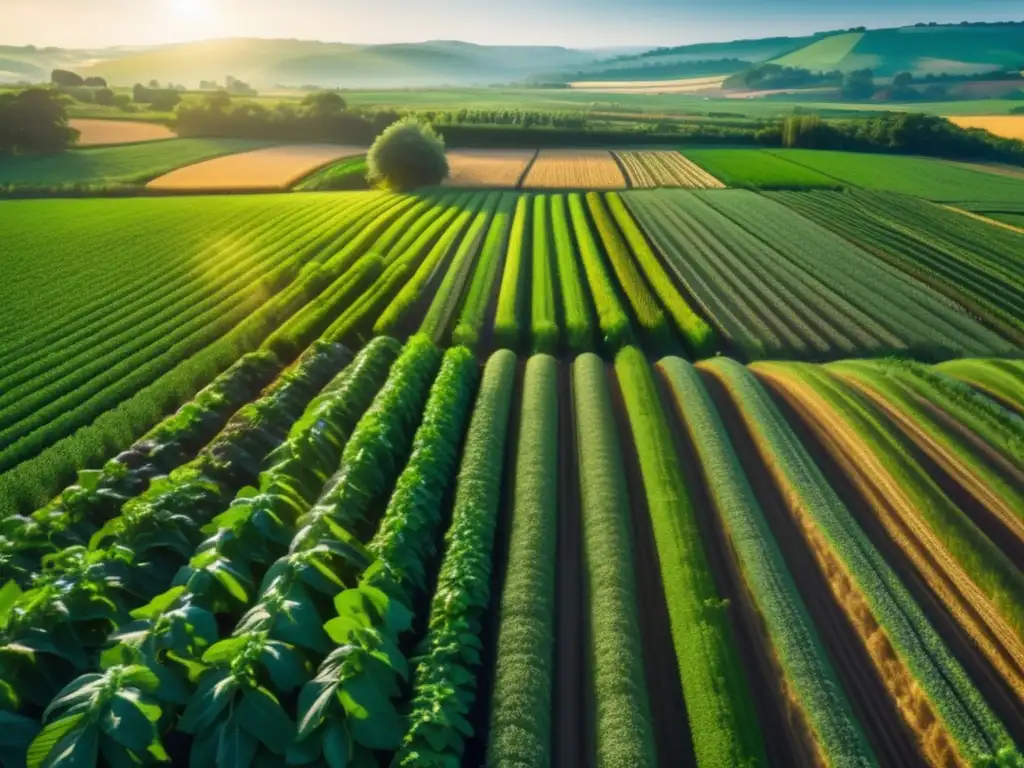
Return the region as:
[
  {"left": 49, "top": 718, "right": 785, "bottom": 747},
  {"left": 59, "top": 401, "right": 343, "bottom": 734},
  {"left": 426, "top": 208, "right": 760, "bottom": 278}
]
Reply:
[{"left": 71, "top": 119, "right": 176, "bottom": 146}]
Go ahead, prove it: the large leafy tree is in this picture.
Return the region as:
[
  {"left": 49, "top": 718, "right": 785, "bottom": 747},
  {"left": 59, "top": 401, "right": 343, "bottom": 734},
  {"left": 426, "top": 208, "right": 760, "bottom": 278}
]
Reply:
[
  {"left": 367, "top": 118, "right": 449, "bottom": 192},
  {"left": 0, "top": 88, "right": 78, "bottom": 155}
]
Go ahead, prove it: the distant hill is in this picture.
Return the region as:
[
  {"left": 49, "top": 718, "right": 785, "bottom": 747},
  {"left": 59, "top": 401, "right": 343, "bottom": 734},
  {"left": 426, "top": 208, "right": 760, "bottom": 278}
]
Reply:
[
  {"left": 772, "top": 23, "right": 1024, "bottom": 77},
  {"left": 69, "top": 39, "right": 601, "bottom": 88}
]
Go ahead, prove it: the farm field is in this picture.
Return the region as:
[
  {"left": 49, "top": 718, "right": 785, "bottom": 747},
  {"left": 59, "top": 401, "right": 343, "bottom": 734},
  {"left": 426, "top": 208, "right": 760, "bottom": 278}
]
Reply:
[
  {"left": 69, "top": 118, "right": 177, "bottom": 147},
  {"left": 2, "top": 331, "right": 1023, "bottom": 767},
  {"left": 0, "top": 138, "right": 271, "bottom": 190},
  {"left": 949, "top": 115, "right": 1024, "bottom": 140},
  {"left": 146, "top": 144, "right": 366, "bottom": 191},
  {"left": 443, "top": 148, "right": 537, "bottom": 187},
  {"left": 521, "top": 149, "right": 626, "bottom": 189},
  {"left": 683, "top": 147, "right": 844, "bottom": 189},
  {"left": 2, "top": 180, "right": 1024, "bottom": 768},
  {"left": 764, "top": 148, "right": 1024, "bottom": 204},
  {"left": 615, "top": 150, "right": 724, "bottom": 188}
]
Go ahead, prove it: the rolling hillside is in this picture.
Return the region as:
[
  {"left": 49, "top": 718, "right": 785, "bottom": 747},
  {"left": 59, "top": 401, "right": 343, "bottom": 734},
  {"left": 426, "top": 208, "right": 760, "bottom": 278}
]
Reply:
[
  {"left": 76, "top": 38, "right": 601, "bottom": 88},
  {"left": 772, "top": 23, "right": 1024, "bottom": 76}
]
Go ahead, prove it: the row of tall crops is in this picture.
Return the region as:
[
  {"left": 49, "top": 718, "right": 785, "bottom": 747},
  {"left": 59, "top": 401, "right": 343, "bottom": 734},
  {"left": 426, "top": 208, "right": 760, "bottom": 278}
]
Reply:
[{"left": 2, "top": 328, "right": 1024, "bottom": 766}]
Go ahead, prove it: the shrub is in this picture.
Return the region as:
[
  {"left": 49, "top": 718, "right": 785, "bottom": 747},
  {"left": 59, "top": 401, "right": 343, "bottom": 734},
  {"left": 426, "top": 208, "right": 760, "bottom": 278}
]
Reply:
[{"left": 367, "top": 117, "right": 449, "bottom": 192}]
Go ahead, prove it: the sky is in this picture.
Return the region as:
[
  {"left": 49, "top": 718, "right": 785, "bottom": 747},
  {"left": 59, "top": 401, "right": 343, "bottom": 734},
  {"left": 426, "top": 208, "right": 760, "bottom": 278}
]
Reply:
[{"left": 5, "top": 0, "right": 1023, "bottom": 49}]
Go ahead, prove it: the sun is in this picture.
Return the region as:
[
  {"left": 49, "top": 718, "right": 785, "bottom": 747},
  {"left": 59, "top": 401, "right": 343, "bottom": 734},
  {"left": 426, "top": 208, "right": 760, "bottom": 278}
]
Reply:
[{"left": 169, "top": 0, "right": 211, "bottom": 22}]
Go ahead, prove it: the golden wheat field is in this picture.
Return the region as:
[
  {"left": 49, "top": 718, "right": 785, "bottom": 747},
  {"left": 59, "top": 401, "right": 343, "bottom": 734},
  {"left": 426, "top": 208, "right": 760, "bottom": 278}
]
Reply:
[
  {"left": 616, "top": 151, "right": 725, "bottom": 188},
  {"left": 70, "top": 119, "right": 177, "bottom": 146},
  {"left": 521, "top": 149, "right": 626, "bottom": 189},
  {"left": 948, "top": 115, "right": 1024, "bottom": 140},
  {"left": 444, "top": 149, "right": 537, "bottom": 187},
  {"left": 147, "top": 144, "right": 364, "bottom": 191},
  {"left": 568, "top": 75, "right": 728, "bottom": 94}
]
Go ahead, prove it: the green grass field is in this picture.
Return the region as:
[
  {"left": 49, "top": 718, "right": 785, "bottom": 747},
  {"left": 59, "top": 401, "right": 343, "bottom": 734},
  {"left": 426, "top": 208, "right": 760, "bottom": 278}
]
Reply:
[
  {"left": 0, "top": 138, "right": 271, "bottom": 189},
  {"left": 682, "top": 149, "right": 842, "bottom": 189},
  {"left": 765, "top": 149, "right": 1024, "bottom": 203}
]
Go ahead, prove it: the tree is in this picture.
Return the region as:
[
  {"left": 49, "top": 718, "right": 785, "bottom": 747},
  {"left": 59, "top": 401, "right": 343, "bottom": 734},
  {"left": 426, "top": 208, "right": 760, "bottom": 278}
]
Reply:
[
  {"left": 84, "top": 76, "right": 107, "bottom": 88},
  {"left": 148, "top": 79, "right": 160, "bottom": 88},
  {"left": 149, "top": 90, "right": 182, "bottom": 111},
  {"left": 0, "top": 87, "right": 78, "bottom": 154},
  {"left": 367, "top": 118, "right": 448, "bottom": 192},
  {"left": 93, "top": 88, "right": 116, "bottom": 106},
  {"left": 842, "top": 69, "right": 875, "bottom": 100},
  {"left": 51, "top": 69, "right": 84, "bottom": 87},
  {"left": 301, "top": 91, "right": 346, "bottom": 114}
]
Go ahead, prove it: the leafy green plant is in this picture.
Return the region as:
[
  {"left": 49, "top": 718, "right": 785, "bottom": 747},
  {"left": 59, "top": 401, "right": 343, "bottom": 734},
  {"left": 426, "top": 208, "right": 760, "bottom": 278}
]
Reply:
[
  {"left": 550, "top": 195, "right": 592, "bottom": 353},
  {"left": 492, "top": 194, "right": 531, "bottom": 350},
  {"left": 367, "top": 118, "right": 449, "bottom": 192},
  {"left": 395, "top": 349, "right": 517, "bottom": 766}
]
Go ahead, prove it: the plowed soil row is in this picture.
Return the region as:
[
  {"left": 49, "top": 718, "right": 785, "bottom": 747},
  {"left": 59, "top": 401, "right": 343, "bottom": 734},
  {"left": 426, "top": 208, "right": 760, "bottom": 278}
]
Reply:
[
  {"left": 701, "top": 370, "right": 925, "bottom": 767},
  {"left": 761, "top": 376, "right": 1024, "bottom": 745},
  {"left": 606, "top": 363, "right": 694, "bottom": 767}
]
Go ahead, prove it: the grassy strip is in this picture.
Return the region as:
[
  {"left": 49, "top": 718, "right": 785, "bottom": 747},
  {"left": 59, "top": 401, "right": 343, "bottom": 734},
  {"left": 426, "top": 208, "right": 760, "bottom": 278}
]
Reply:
[
  {"left": 763, "top": 362, "right": 1024, "bottom": 641},
  {"left": 420, "top": 191, "right": 501, "bottom": 344},
  {"left": 550, "top": 194, "right": 594, "bottom": 353},
  {"left": 374, "top": 193, "right": 483, "bottom": 336},
  {"left": 830, "top": 359, "right": 1024, "bottom": 508},
  {"left": 572, "top": 353, "right": 656, "bottom": 766},
  {"left": 453, "top": 192, "right": 518, "bottom": 349},
  {"left": 261, "top": 256, "right": 384, "bottom": 359},
  {"left": 294, "top": 155, "right": 369, "bottom": 191},
  {"left": 658, "top": 357, "right": 873, "bottom": 765},
  {"left": 493, "top": 195, "right": 531, "bottom": 350},
  {"left": 934, "top": 358, "right": 1024, "bottom": 416},
  {"left": 531, "top": 194, "right": 560, "bottom": 355},
  {"left": 568, "top": 193, "right": 632, "bottom": 350},
  {"left": 707, "top": 358, "right": 1020, "bottom": 766},
  {"left": 585, "top": 192, "right": 669, "bottom": 347},
  {"left": 605, "top": 192, "right": 716, "bottom": 358},
  {"left": 487, "top": 354, "right": 559, "bottom": 766},
  {"left": 396, "top": 350, "right": 517, "bottom": 766},
  {"left": 614, "top": 347, "right": 764, "bottom": 766}
]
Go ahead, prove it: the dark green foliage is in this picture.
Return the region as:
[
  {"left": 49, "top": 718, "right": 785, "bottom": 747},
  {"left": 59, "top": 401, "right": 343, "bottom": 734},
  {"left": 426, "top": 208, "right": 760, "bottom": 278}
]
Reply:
[
  {"left": 0, "top": 88, "right": 78, "bottom": 155},
  {"left": 367, "top": 118, "right": 449, "bottom": 192},
  {"left": 395, "top": 349, "right": 517, "bottom": 766}
]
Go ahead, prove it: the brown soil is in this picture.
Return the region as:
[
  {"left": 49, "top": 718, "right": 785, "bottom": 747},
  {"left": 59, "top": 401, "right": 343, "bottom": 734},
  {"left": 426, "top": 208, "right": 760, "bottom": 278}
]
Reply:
[
  {"left": 700, "top": 369, "right": 927, "bottom": 767},
  {"left": 554, "top": 360, "right": 587, "bottom": 767},
  {"left": 760, "top": 370, "right": 1024, "bottom": 744},
  {"left": 605, "top": 363, "right": 695, "bottom": 767},
  {"left": 655, "top": 368, "right": 799, "bottom": 767},
  {"left": 762, "top": 376, "right": 1024, "bottom": 745},
  {"left": 835, "top": 375, "right": 1024, "bottom": 564}
]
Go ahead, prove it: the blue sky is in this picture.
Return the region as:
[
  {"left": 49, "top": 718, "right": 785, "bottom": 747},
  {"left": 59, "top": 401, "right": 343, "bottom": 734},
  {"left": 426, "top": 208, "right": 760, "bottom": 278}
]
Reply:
[{"left": 6, "top": 0, "right": 1022, "bottom": 48}]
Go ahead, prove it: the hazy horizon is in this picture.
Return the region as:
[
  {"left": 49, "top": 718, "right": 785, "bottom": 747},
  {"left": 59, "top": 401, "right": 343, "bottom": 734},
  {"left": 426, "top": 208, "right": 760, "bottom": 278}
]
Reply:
[{"left": 6, "top": 0, "right": 1024, "bottom": 50}]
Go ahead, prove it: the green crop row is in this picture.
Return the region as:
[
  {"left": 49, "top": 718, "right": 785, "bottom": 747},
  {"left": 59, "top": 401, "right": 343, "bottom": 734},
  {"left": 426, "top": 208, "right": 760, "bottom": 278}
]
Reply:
[
  {"left": 17, "top": 337, "right": 402, "bottom": 768},
  {"left": 715, "top": 358, "right": 1020, "bottom": 766},
  {"left": 829, "top": 360, "right": 1024, "bottom": 529},
  {"left": 572, "top": 353, "right": 656, "bottom": 767},
  {"left": 173, "top": 335, "right": 439, "bottom": 767},
  {"left": 453, "top": 192, "right": 518, "bottom": 348},
  {"left": 290, "top": 346, "right": 479, "bottom": 766},
  {"left": 374, "top": 192, "right": 483, "bottom": 336},
  {"left": 487, "top": 354, "right": 559, "bottom": 766},
  {"left": 0, "top": 339, "right": 359, "bottom": 756},
  {"left": 531, "top": 194, "right": 561, "bottom": 354},
  {"left": 658, "top": 357, "right": 873, "bottom": 765},
  {"left": 395, "top": 349, "right": 517, "bottom": 766},
  {"left": 0, "top": 349, "right": 283, "bottom": 585},
  {"left": 421, "top": 191, "right": 502, "bottom": 343},
  {"left": 568, "top": 193, "right": 632, "bottom": 350},
  {"left": 551, "top": 195, "right": 594, "bottom": 353},
  {"left": 493, "top": 194, "right": 531, "bottom": 350},
  {"left": 770, "top": 190, "right": 1024, "bottom": 347},
  {"left": 585, "top": 192, "right": 667, "bottom": 347},
  {"left": 769, "top": 363, "right": 1024, "bottom": 644},
  {"left": 935, "top": 358, "right": 1024, "bottom": 416},
  {"left": 614, "top": 347, "right": 765, "bottom": 765},
  {"left": 604, "top": 192, "right": 716, "bottom": 358}
]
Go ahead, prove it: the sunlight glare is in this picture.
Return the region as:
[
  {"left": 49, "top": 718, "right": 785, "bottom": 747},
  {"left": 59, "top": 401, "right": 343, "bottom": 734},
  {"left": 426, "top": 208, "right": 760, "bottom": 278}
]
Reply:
[{"left": 169, "top": 0, "right": 212, "bottom": 23}]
